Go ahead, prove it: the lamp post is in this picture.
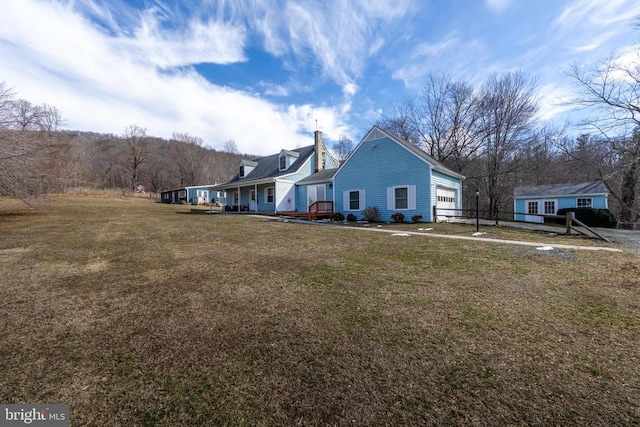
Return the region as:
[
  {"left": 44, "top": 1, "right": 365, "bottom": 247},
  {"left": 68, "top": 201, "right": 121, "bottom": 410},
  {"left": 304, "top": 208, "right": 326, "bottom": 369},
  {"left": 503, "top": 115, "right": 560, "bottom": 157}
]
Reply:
[{"left": 475, "top": 189, "right": 480, "bottom": 232}]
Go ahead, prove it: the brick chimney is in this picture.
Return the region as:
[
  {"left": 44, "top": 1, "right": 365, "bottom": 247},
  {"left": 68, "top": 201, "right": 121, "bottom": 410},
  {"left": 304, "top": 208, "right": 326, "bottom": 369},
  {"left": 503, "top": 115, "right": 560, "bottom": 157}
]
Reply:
[{"left": 314, "top": 130, "right": 323, "bottom": 173}]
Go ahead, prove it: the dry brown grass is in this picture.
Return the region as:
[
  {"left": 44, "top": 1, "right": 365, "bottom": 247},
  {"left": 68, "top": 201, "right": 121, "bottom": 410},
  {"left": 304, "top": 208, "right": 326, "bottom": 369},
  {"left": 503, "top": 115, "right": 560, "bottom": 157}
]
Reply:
[{"left": 1, "top": 197, "right": 639, "bottom": 426}]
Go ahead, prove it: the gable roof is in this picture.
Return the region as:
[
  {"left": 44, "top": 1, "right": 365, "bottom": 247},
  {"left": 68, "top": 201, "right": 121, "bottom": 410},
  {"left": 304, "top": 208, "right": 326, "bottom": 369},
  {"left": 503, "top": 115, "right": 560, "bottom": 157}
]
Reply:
[
  {"left": 341, "top": 126, "right": 465, "bottom": 180},
  {"left": 296, "top": 168, "right": 338, "bottom": 185},
  {"left": 214, "top": 145, "right": 315, "bottom": 188},
  {"left": 514, "top": 181, "right": 608, "bottom": 197}
]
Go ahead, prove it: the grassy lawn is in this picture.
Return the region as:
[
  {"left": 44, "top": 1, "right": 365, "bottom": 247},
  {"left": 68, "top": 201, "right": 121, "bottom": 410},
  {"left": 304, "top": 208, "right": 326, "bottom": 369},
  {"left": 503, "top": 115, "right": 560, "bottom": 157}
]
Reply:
[{"left": 1, "top": 196, "right": 639, "bottom": 425}]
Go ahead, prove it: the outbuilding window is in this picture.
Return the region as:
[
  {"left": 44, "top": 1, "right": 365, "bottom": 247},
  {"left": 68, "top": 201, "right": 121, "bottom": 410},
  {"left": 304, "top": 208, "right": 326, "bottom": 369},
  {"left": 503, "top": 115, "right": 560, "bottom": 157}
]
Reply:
[
  {"left": 544, "top": 200, "right": 556, "bottom": 214},
  {"left": 577, "top": 198, "right": 592, "bottom": 208}
]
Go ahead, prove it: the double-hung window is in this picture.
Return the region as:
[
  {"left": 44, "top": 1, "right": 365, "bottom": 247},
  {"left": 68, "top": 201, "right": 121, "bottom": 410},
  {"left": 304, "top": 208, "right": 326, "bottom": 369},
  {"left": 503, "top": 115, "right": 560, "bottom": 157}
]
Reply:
[
  {"left": 395, "top": 187, "right": 408, "bottom": 209},
  {"left": 344, "top": 189, "right": 364, "bottom": 211},
  {"left": 349, "top": 190, "right": 360, "bottom": 210},
  {"left": 387, "top": 185, "right": 416, "bottom": 210},
  {"left": 265, "top": 187, "right": 275, "bottom": 204}
]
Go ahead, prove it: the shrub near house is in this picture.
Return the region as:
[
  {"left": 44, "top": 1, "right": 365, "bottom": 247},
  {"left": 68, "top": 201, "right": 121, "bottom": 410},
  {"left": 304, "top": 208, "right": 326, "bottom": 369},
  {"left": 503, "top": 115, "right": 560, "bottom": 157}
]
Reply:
[{"left": 552, "top": 208, "right": 618, "bottom": 228}]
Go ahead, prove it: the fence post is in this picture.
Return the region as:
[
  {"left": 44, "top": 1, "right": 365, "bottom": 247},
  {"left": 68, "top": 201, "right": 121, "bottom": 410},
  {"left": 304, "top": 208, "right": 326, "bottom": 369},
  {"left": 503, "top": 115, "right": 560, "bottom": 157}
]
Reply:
[{"left": 565, "top": 212, "right": 575, "bottom": 234}]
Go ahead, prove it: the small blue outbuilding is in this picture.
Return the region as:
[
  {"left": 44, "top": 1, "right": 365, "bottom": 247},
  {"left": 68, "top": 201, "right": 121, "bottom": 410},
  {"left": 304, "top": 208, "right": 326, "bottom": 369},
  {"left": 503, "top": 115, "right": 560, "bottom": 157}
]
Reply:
[{"left": 513, "top": 181, "right": 609, "bottom": 223}]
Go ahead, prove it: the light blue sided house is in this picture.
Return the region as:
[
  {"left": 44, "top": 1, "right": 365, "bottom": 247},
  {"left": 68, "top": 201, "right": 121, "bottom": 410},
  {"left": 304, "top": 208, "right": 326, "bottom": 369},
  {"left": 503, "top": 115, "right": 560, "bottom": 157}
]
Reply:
[
  {"left": 212, "top": 131, "right": 339, "bottom": 213},
  {"left": 328, "top": 126, "right": 465, "bottom": 222},
  {"left": 513, "top": 181, "right": 609, "bottom": 223},
  {"left": 160, "top": 185, "right": 224, "bottom": 205}
]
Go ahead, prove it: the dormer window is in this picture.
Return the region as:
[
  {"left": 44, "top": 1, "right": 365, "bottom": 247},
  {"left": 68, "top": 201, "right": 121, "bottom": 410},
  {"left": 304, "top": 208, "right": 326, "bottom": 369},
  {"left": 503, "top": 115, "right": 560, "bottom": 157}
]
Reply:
[
  {"left": 279, "top": 149, "right": 300, "bottom": 171},
  {"left": 238, "top": 159, "right": 257, "bottom": 178}
]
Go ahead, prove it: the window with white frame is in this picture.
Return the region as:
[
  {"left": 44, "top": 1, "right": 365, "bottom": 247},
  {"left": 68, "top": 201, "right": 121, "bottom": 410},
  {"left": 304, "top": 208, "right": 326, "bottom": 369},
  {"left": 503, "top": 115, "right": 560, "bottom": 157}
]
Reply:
[
  {"left": 544, "top": 200, "right": 556, "bottom": 215},
  {"left": 395, "top": 187, "right": 408, "bottom": 209},
  {"left": 387, "top": 185, "right": 416, "bottom": 210},
  {"left": 279, "top": 155, "right": 287, "bottom": 171},
  {"left": 239, "top": 165, "right": 245, "bottom": 177},
  {"left": 577, "top": 198, "right": 592, "bottom": 208},
  {"left": 349, "top": 190, "right": 360, "bottom": 210},
  {"left": 265, "top": 187, "right": 275, "bottom": 203},
  {"left": 343, "top": 189, "right": 364, "bottom": 211},
  {"left": 527, "top": 201, "right": 538, "bottom": 215}
]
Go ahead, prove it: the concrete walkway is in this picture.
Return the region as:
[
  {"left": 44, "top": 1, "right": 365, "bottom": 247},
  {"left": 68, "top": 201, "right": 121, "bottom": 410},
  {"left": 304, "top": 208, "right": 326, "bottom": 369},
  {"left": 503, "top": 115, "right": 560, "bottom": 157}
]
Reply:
[
  {"left": 273, "top": 216, "right": 624, "bottom": 253},
  {"left": 341, "top": 224, "right": 623, "bottom": 252}
]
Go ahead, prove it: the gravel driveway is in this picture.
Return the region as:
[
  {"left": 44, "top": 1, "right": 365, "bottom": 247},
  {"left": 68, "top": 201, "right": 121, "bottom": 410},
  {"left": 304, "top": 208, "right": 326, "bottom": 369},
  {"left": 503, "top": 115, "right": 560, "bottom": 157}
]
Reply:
[
  {"left": 449, "top": 218, "right": 640, "bottom": 255},
  {"left": 593, "top": 228, "right": 640, "bottom": 255}
]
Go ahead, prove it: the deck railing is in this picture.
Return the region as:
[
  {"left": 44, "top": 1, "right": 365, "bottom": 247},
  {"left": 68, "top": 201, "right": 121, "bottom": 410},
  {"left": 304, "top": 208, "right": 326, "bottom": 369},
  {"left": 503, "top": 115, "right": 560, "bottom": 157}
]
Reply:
[{"left": 308, "top": 201, "right": 334, "bottom": 220}]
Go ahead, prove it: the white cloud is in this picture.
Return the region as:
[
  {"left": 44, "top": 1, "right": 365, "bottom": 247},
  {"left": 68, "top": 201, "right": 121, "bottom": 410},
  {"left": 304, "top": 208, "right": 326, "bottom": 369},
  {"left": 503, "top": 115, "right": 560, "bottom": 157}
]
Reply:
[
  {"left": 126, "top": 9, "right": 247, "bottom": 67},
  {"left": 0, "top": 0, "right": 352, "bottom": 155},
  {"left": 485, "top": 0, "right": 513, "bottom": 14},
  {"left": 536, "top": 83, "right": 575, "bottom": 122},
  {"left": 259, "top": 82, "right": 289, "bottom": 97},
  {"left": 555, "top": 0, "right": 640, "bottom": 31}
]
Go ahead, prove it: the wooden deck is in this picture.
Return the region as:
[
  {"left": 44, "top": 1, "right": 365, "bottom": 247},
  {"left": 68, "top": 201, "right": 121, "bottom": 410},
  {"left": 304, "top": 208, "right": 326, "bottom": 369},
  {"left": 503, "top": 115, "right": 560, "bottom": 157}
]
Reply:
[{"left": 278, "top": 201, "right": 334, "bottom": 221}]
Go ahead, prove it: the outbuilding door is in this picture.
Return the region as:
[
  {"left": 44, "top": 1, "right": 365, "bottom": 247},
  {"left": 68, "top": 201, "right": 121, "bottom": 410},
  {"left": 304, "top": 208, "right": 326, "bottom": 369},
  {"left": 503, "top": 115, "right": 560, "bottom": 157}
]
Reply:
[{"left": 436, "top": 187, "right": 457, "bottom": 220}]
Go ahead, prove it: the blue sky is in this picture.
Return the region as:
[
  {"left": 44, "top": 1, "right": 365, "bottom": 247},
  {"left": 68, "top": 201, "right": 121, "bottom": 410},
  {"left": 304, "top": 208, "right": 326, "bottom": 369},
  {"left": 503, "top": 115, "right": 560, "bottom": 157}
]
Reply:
[{"left": 1, "top": 0, "right": 639, "bottom": 155}]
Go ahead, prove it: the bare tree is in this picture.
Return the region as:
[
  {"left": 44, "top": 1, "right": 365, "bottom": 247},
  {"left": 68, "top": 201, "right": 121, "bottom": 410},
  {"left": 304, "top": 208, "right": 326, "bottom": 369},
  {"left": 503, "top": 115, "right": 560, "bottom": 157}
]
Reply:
[
  {"left": 0, "top": 82, "right": 15, "bottom": 128},
  {"left": 476, "top": 71, "right": 539, "bottom": 217},
  {"left": 39, "top": 104, "right": 64, "bottom": 136},
  {"left": 419, "top": 73, "right": 482, "bottom": 172},
  {"left": 170, "top": 132, "right": 205, "bottom": 186},
  {"left": 376, "top": 97, "right": 422, "bottom": 145},
  {"left": 121, "top": 125, "right": 149, "bottom": 191},
  {"left": 566, "top": 54, "right": 640, "bottom": 222},
  {"left": 10, "top": 99, "right": 42, "bottom": 131},
  {"left": 332, "top": 135, "right": 354, "bottom": 163},
  {"left": 377, "top": 73, "right": 482, "bottom": 172},
  {"left": 223, "top": 139, "right": 240, "bottom": 154}
]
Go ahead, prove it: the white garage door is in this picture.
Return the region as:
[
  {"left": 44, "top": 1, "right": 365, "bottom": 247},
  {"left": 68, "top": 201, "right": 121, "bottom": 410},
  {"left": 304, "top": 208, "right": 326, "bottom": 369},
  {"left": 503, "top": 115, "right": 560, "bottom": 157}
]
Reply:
[{"left": 436, "top": 188, "right": 457, "bottom": 220}]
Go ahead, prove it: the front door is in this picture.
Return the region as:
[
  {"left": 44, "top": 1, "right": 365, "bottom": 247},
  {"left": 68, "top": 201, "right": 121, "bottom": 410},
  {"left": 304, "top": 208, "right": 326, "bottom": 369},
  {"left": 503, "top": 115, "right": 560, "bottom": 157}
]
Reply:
[{"left": 249, "top": 190, "right": 257, "bottom": 211}]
